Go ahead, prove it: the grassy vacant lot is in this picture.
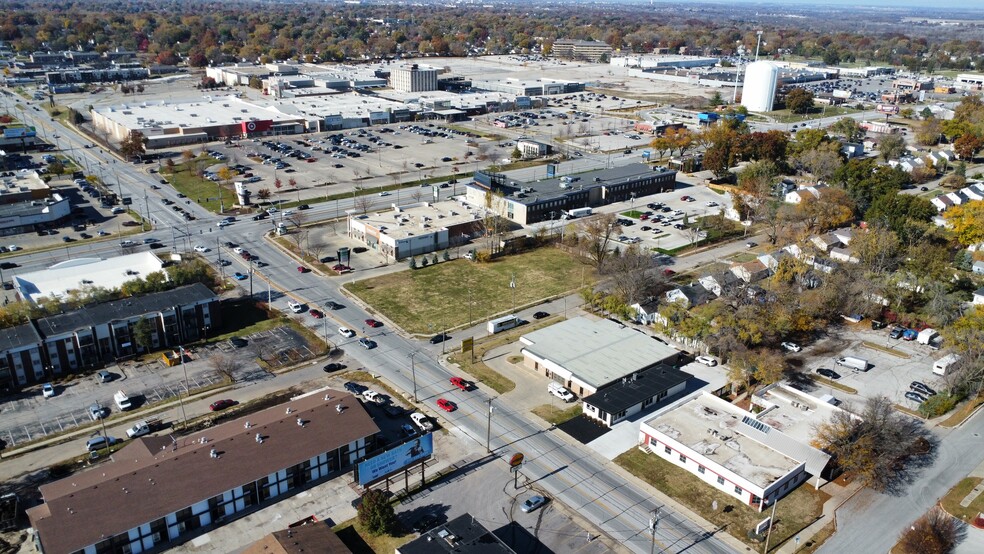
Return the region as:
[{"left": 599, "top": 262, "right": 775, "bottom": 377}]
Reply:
[
  {"left": 345, "top": 248, "right": 593, "bottom": 335},
  {"left": 615, "top": 448, "right": 827, "bottom": 550},
  {"left": 531, "top": 403, "right": 583, "bottom": 425},
  {"left": 333, "top": 518, "right": 412, "bottom": 554},
  {"left": 941, "top": 477, "right": 984, "bottom": 521}
]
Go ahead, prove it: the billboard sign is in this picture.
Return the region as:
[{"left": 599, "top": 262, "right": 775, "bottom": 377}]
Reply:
[
  {"left": 241, "top": 120, "right": 273, "bottom": 134},
  {"left": 3, "top": 127, "right": 37, "bottom": 139},
  {"left": 546, "top": 164, "right": 557, "bottom": 178},
  {"left": 357, "top": 433, "right": 433, "bottom": 486}
]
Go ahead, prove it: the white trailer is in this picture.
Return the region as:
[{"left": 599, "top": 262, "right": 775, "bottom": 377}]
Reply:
[
  {"left": 562, "top": 207, "right": 592, "bottom": 219},
  {"left": 917, "top": 328, "right": 939, "bottom": 345},
  {"left": 933, "top": 353, "right": 960, "bottom": 376}
]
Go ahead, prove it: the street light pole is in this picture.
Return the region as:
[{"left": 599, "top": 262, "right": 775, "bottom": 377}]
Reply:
[
  {"left": 486, "top": 398, "right": 494, "bottom": 454},
  {"left": 177, "top": 346, "right": 189, "bottom": 427},
  {"left": 650, "top": 507, "right": 661, "bottom": 554},
  {"left": 408, "top": 351, "right": 419, "bottom": 402}
]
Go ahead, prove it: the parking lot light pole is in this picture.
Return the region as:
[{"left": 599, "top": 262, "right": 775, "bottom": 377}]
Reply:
[
  {"left": 177, "top": 346, "right": 189, "bottom": 428},
  {"left": 486, "top": 399, "right": 494, "bottom": 454}
]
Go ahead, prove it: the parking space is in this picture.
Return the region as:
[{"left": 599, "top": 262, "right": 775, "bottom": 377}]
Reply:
[
  {"left": 603, "top": 185, "right": 728, "bottom": 251},
  {"left": 788, "top": 323, "right": 944, "bottom": 409}
]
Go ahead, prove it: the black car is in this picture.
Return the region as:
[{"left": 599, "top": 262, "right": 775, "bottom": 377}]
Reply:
[
  {"left": 0, "top": 262, "right": 18, "bottom": 269},
  {"left": 229, "top": 337, "right": 248, "bottom": 348},
  {"left": 429, "top": 333, "right": 450, "bottom": 344},
  {"left": 870, "top": 320, "right": 887, "bottom": 330},
  {"left": 325, "top": 301, "right": 344, "bottom": 310},
  {"left": 298, "top": 204, "right": 310, "bottom": 210},
  {"left": 532, "top": 311, "right": 550, "bottom": 320},
  {"left": 905, "top": 391, "right": 927, "bottom": 404},
  {"left": 383, "top": 404, "right": 404, "bottom": 418},
  {"left": 323, "top": 362, "right": 345, "bottom": 372},
  {"left": 816, "top": 368, "right": 841, "bottom": 380},
  {"left": 252, "top": 214, "right": 266, "bottom": 221},
  {"left": 343, "top": 381, "right": 366, "bottom": 395}
]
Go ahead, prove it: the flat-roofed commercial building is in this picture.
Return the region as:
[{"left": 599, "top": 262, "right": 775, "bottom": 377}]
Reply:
[
  {"left": 466, "top": 163, "right": 676, "bottom": 225},
  {"left": 638, "top": 389, "right": 833, "bottom": 512},
  {"left": 27, "top": 390, "right": 379, "bottom": 554},
  {"left": 0, "top": 192, "right": 69, "bottom": 233},
  {"left": 391, "top": 64, "right": 440, "bottom": 93},
  {"left": 520, "top": 317, "right": 689, "bottom": 426},
  {"left": 551, "top": 39, "right": 613, "bottom": 62},
  {"left": 348, "top": 201, "right": 484, "bottom": 261}
]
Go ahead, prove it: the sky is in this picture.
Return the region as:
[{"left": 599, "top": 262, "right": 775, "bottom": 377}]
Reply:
[{"left": 648, "top": 0, "right": 983, "bottom": 11}]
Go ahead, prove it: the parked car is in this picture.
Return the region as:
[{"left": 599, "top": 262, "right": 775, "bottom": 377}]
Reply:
[
  {"left": 904, "top": 391, "right": 927, "bottom": 404},
  {"left": 401, "top": 423, "right": 418, "bottom": 438},
  {"left": 288, "top": 301, "right": 304, "bottom": 313},
  {"left": 435, "top": 398, "right": 457, "bottom": 412},
  {"left": 910, "top": 381, "right": 937, "bottom": 396},
  {"left": 229, "top": 337, "right": 248, "bottom": 348},
  {"left": 88, "top": 404, "right": 108, "bottom": 420},
  {"left": 96, "top": 370, "right": 114, "bottom": 383},
  {"left": 532, "top": 311, "right": 550, "bottom": 320},
  {"left": 344, "top": 382, "right": 366, "bottom": 395},
  {"left": 430, "top": 333, "right": 451, "bottom": 344},
  {"left": 816, "top": 368, "right": 841, "bottom": 380},
  {"left": 521, "top": 495, "right": 547, "bottom": 513},
  {"left": 209, "top": 399, "right": 237, "bottom": 411},
  {"left": 695, "top": 355, "right": 717, "bottom": 367},
  {"left": 323, "top": 362, "right": 345, "bottom": 372},
  {"left": 780, "top": 342, "right": 802, "bottom": 352},
  {"left": 308, "top": 309, "right": 324, "bottom": 319},
  {"left": 889, "top": 327, "right": 905, "bottom": 339},
  {"left": 42, "top": 383, "right": 55, "bottom": 398},
  {"left": 85, "top": 436, "right": 120, "bottom": 452}
]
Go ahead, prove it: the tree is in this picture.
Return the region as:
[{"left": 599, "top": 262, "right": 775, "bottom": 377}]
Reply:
[
  {"left": 785, "top": 88, "right": 814, "bottom": 114},
  {"left": 914, "top": 117, "right": 942, "bottom": 146},
  {"left": 865, "top": 193, "right": 936, "bottom": 236},
  {"left": 357, "top": 489, "right": 397, "bottom": 535},
  {"left": 943, "top": 201, "right": 984, "bottom": 247},
  {"left": 119, "top": 130, "right": 147, "bottom": 161},
  {"left": 580, "top": 213, "right": 622, "bottom": 268},
  {"left": 851, "top": 225, "right": 901, "bottom": 273},
  {"left": 604, "top": 245, "right": 659, "bottom": 305},
  {"left": 878, "top": 134, "right": 907, "bottom": 162},
  {"left": 813, "top": 395, "right": 930, "bottom": 491},
  {"left": 941, "top": 307, "right": 984, "bottom": 395},
  {"left": 132, "top": 318, "right": 155, "bottom": 352},
  {"left": 896, "top": 507, "right": 959, "bottom": 554},
  {"left": 257, "top": 188, "right": 271, "bottom": 200},
  {"left": 828, "top": 117, "right": 865, "bottom": 143},
  {"left": 798, "top": 188, "right": 854, "bottom": 232},
  {"left": 208, "top": 353, "right": 241, "bottom": 382},
  {"left": 954, "top": 133, "right": 983, "bottom": 162}
]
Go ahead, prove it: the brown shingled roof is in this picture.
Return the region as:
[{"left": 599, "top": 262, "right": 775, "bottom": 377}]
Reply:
[
  {"left": 28, "top": 389, "right": 378, "bottom": 554},
  {"left": 243, "top": 521, "right": 352, "bottom": 554}
]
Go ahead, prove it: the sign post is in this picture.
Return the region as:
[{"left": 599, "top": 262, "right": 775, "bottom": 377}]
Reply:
[{"left": 510, "top": 453, "right": 524, "bottom": 490}]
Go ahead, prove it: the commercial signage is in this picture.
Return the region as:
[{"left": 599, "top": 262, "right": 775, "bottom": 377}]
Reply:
[
  {"left": 241, "top": 120, "right": 273, "bottom": 134},
  {"left": 3, "top": 127, "right": 37, "bottom": 139},
  {"left": 357, "top": 433, "right": 433, "bottom": 486},
  {"left": 546, "top": 164, "right": 556, "bottom": 178},
  {"left": 509, "top": 453, "right": 525, "bottom": 468}
]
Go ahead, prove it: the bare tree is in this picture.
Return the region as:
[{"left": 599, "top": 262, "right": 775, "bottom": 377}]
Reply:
[
  {"left": 604, "top": 245, "right": 660, "bottom": 305},
  {"left": 285, "top": 210, "right": 306, "bottom": 229},
  {"left": 580, "top": 213, "right": 621, "bottom": 268},
  {"left": 209, "top": 353, "right": 241, "bottom": 382},
  {"left": 411, "top": 187, "right": 424, "bottom": 203},
  {"left": 353, "top": 191, "right": 375, "bottom": 214},
  {"left": 288, "top": 228, "right": 310, "bottom": 256},
  {"left": 480, "top": 189, "right": 507, "bottom": 255},
  {"left": 896, "top": 507, "right": 960, "bottom": 554},
  {"left": 813, "top": 395, "right": 931, "bottom": 491}
]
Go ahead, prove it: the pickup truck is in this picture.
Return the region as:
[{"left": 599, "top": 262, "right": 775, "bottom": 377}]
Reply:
[
  {"left": 125, "top": 418, "right": 163, "bottom": 439},
  {"left": 410, "top": 412, "right": 434, "bottom": 432}
]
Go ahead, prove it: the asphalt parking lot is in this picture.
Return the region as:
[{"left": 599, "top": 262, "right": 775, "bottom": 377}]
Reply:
[{"left": 787, "top": 323, "right": 944, "bottom": 410}]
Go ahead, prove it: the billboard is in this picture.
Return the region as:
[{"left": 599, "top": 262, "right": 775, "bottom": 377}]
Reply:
[
  {"left": 546, "top": 164, "right": 556, "bottom": 178},
  {"left": 357, "top": 433, "right": 433, "bottom": 486},
  {"left": 3, "top": 127, "right": 37, "bottom": 139},
  {"left": 241, "top": 120, "right": 273, "bottom": 134}
]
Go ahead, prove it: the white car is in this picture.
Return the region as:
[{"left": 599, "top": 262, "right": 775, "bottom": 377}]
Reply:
[
  {"left": 781, "top": 342, "right": 802, "bottom": 353},
  {"left": 216, "top": 220, "right": 231, "bottom": 227},
  {"left": 283, "top": 209, "right": 294, "bottom": 216},
  {"left": 7, "top": 245, "right": 21, "bottom": 252},
  {"left": 705, "top": 201, "right": 718, "bottom": 207},
  {"left": 338, "top": 327, "right": 356, "bottom": 338},
  {"left": 194, "top": 245, "right": 210, "bottom": 253},
  {"left": 410, "top": 412, "right": 434, "bottom": 432},
  {"left": 42, "top": 383, "right": 55, "bottom": 398},
  {"left": 233, "top": 247, "right": 244, "bottom": 254},
  {"left": 287, "top": 301, "right": 304, "bottom": 314},
  {"left": 266, "top": 207, "right": 278, "bottom": 214},
  {"left": 378, "top": 191, "right": 390, "bottom": 196},
  {"left": 695, "top": 355, "right": 718, "bottom": 367}
]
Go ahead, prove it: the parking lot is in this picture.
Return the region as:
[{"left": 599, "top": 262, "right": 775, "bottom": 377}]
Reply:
[{"left": 786, "top": 322, "right": 945, "bottom": 410}]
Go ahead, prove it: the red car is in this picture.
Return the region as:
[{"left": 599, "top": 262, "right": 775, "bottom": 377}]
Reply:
[
  {"left": 209, "top": 399, "right": 236, "bottom": 411},
  {"left": 309, "top": 309, "right": 324, "bottom": 319},
  {"left": 450, "top": 377, "right": 468, "bottom": 391},
  {"left": 662, "top": 268, "right": 676, "bottom": 276},
  {"left": 365, "top": 318, "right": 382, "bottom": 328},
  {"left": 436, "top": 398, "right": 456, "bottom": 412},
  {"left": 297, "top": 266, "right": 309, "bottom": 273}
]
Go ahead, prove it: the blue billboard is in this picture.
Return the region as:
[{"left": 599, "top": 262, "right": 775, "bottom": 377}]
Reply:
[
  {"left": 546, "top": 164, "right": 557, "bottom": 178},
  {"left": 357, "top": 433, "right": 433, "bottom": 486},
  {"left": 3, "top": 127, "right": 37, "bottom": 139}
]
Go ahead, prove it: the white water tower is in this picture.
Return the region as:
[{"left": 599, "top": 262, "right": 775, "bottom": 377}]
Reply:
[{"left": 741, "top": 61, "right": 779, "bottom": 113}]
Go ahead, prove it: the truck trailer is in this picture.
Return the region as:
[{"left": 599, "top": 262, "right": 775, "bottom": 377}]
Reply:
[{"left": 563, "top": 207, "right": 592, "bottom": 219}]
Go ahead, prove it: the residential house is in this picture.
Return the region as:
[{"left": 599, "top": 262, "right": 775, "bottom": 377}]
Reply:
[
  {"left": 698, "top": 271, "right": 742, "bottom": 297},
  {"left": 829, "top": 247, "right": 859, "bottom": 264},
  {"left": 810, "top": 233, "right": 842, "bottom": 253},
  {"left": 784, "top": 186, "right": 823, "bottom": 205},
  {"left": 974, "top": 287, "right": 984, "bottom": 305},
  {"left": 730, "top": 260, "right": 771, "bottom": 283},
  {"left": 945, "top": 191, "right": 966, "bottom": 206},
  {"left": 811, "top": 257, "right": 838, "bottom": 274},
  {"left": 831, "top": 227, "right": 853, "bottom": 246},
  {"left": 972, "top": 261, "right": 984, "bottom": 275},
  {"left": 665, "top": 285, "right": 714, "bottom": 308},
  {"left": 841, "top": 142, "right": 865, "bottom": 158},
  {"left": 757, "top": 251, "right": 792, "bottom": 272},
  {"left": 631, "top": 298, "right": 662, "bottom": 324},
  {"left": 931, "top": 194, "right": 954, "bottom": 212},
  {"left": 961, "top": 184, "right": 984, "bottom": 202}
]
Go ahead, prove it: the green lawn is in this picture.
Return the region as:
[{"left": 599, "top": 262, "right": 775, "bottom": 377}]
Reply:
[
  {"left": 345, "top": 248, "right": 594, "bottom": 335},
  {"left": 333, "top": 519, "right": 412, "bottom": 554},
  {"left": 615, "top": 447, "right": 827, "bottom": 550},
  {"left": 621, "top": 210, "right": 643, "bottom": 219},
  {"left": 940, "top": 477, "right": 984, "bottom": 521},
  {"left": 531, "top": 403, "right": 583, "bottom": 425},
  {"left": 160, "top": 158, "right": 231, "bottom": 213}
]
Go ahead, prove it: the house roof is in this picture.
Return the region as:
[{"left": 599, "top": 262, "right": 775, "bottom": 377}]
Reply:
[
  {"left": 28, "top": 390, "right": 380, "bottom": 554},
  {"left": 583, "top": 364, "right": 692, "bottom": 413},
  {"left": 520, "top": 317, "right": 679, "bottom": 389},
  {"left": 243, "top": 522, "right": 352, "bottom": 554}
]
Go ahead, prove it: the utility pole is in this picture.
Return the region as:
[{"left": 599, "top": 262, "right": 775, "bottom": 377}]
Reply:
[
  {"left": 408, "top": 351, "right": 419, "bottom": 402},
  {"left": 762, "top": 500, "right": 779, "bottom": 554},
  {"left": 650, "top": 507, "right": 661, "bottom": 554},
  {"left": 177, "top": 346, "right": 189, "bottom": 427},
  {"left": 486, "top": 398, "right": 494, "bottom": 454}
]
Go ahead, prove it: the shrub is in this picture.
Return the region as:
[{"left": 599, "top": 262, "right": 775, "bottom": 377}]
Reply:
[
  {"left": 356, "top": 489, "right": 396, "bottom": 536},
  {"left": 918, "top": 392, "right": 964, "bottom": 418}
]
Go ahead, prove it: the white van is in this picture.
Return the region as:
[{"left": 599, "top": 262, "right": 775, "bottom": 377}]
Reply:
[
  {"left": 548, "top": 382, "right": 575, "bottom": 402},
  {"left": 834, "top": 356, "right": 869, "bottom": 371}
]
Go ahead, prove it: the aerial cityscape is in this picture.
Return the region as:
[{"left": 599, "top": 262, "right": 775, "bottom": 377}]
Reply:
[{"left": 1, "top": 1, "right": 983, "bottom": 553}]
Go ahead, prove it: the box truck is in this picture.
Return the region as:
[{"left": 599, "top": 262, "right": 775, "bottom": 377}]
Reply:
[{"left": 834, "top": 356, "right": 869, "bottom": 371}]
